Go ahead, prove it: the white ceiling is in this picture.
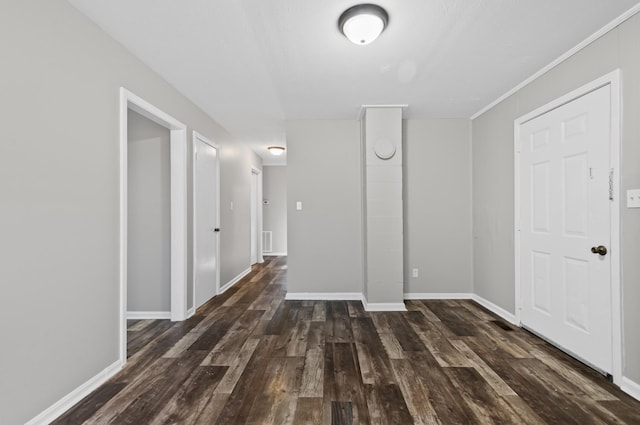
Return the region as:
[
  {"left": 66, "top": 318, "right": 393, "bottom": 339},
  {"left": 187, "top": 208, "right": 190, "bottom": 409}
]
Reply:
[{"left": 68, "top": 0, "right": 640, "bottom": 165}]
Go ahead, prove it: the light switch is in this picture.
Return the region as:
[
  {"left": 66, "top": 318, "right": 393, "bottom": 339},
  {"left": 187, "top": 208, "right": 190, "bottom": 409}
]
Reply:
[
  {"left": 627, "top": 189, "right": 640, "bottom": 208},
  {"left": 296, "top": 201, "right": 303, "bottom": 211}
]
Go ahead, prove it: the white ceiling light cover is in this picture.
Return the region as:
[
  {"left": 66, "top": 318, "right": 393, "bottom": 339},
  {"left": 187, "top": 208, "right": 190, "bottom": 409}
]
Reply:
[
  {"left": 339, "top": 4, "right": 389, "bottom": 45},
  {"left": 268, "top": 146, "right": 286, "bottom": 156}
]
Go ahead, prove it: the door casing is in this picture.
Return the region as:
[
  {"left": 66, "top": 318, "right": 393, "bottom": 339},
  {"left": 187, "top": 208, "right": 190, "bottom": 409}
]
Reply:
[{"left": 514, "top": 70, "right": 622, "bottom": 384}]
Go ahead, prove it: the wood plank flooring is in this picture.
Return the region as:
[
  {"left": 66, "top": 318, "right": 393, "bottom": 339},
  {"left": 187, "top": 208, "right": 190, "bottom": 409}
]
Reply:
[{"left": 53, "top": 256, "right": 640, "bottom": 424}]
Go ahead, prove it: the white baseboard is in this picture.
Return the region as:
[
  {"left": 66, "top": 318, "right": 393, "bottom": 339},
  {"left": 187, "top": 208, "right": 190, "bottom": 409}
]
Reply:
[
  {"left": 126, "top": 311, "right": 171, "bottom": 320},
  {"left": 362, "top": 298, "right": 407, "bottom": 312},
  {"left": 471, "top": 294, "right": 517, "bottom": 324},
  {"left": 25, "top": 360, "right": 123, "bottom": 425},
  {"left": 621, "top": 376, "right": 640, "bottom": 401},
  {"left": 285, "top": 292, "right": 363, "bottom": 301},
  {"left": 285, "top": 292, "right": 407, "bottom": 312},
  {"left": 404, "top": 292, "right": 473, "bottom": 300},
  {"left": 219, "top": 267, "right": 251, "bottom": 294},
  {"left": 264, "top": 252, "right": 287, "bottom": 256}
]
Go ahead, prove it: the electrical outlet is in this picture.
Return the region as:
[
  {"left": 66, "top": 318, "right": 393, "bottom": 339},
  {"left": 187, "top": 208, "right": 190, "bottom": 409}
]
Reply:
[
  {"left": 627, "top": 189, "right": 640, "bottom": 208},
  {"left": 412, "top": 268, "right": 419, "bottom": 278}
]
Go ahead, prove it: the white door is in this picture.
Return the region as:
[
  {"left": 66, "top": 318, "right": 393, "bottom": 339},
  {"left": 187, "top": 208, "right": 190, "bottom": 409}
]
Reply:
[
  {"left": 250, "top": 170, "right": 258, "bottom": 265},
  {"left": 519, "top": 85, "right": 612, "bottom": 373},
  {"left": 194, "top": 137, "right": 219, "bottom": 309}
]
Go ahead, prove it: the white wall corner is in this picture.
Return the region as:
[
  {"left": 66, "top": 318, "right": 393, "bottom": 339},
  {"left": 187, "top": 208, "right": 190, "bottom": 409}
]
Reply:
[
  {"left": 219, "top": 267, "right": 252, "bottom": 295},
  {"left": 25, "top": 360, "right": 123, "bottom": 425},
  {"left": 471, "top": 294, "right": 517, "bottom": 324},
  {"left": 285, "top": 292, "right": 364, "bottom": 301},
  {"left": 621, "top": 376, "right": 640, "bottom": 401}
]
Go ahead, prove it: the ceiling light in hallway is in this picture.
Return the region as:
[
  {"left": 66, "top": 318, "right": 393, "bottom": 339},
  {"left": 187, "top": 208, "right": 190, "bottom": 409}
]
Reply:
[
  {"left": 339, "top": 4, "right": 388, "bottom": 45},
  {"left": 268, "top": 146, "right": 286, "bottom": 156}
]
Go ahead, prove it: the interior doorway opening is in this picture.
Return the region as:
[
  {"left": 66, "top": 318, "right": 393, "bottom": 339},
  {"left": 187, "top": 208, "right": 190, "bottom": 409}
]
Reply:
[
  {"left": 119, "top": 88, "right": 188, "bottom": 364},
  {"left": 126, "top": 110, "right": 171, "bottom": 319}
]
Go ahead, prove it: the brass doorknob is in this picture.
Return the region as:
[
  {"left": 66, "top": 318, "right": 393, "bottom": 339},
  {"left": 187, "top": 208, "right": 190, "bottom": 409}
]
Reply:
[{"left": 591, "top": 245, "right": 607, "bottom": 256}]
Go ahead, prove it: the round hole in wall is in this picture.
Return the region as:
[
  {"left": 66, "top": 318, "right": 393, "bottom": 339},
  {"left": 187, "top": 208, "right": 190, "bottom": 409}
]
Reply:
[{"left": 374, "top": 139, "right": 396, "bottom": 160}]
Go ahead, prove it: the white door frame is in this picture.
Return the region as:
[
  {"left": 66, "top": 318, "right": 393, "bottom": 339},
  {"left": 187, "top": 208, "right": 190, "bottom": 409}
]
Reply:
[
  {"left": 514, "top": 70, "right": 621, "bottom": 384},
  {"left": 119, "top": 88, "right": 188, "bottom": 363},
  {"left": 192, "top": 131, "right": 221, "bottom": 307}
]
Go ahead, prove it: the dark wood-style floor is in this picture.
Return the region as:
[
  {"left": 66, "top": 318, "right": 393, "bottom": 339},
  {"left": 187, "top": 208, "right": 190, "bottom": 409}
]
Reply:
[{"left": 53, "top": 256, "right": 640, "bottom": 424}]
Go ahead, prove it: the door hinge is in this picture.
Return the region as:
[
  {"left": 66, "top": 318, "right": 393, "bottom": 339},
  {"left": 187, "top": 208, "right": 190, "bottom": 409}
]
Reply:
[{"left": 609, "top": 168, "right": 614, "bottom": 201}]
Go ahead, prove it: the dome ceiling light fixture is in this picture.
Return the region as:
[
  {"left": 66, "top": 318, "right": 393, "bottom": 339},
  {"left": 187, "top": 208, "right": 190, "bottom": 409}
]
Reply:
[
  {"left": 267, "top": 146, "right": 286, "bottom": 156},
  {"left": 338, "top": 4, "right": 388, "bottom": 45}
]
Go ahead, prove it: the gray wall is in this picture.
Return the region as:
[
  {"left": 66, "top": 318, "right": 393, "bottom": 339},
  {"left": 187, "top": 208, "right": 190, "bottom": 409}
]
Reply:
[
  {"left": 286, "top": 118, "right": 474, "bottom": 299},
  {"left": 263, "top": 166, "right": 288, "bottom": 255},
  {"left": 404, "top": 119, "right": 473, "bottom": 294},
  {"left": 219, "top": 145, "right": 262, "bottom": 285},
  {"left": 472, "top": 13, "right": 640, "bottom": 383},
  {"left": 0, "top": 1, "right": 260, "bottom": 423},
  {"left": 286, "top": 121, "right": 364, "bottom": 294},
  {"left": 127, "top": 110, "right": 171, "bottom": 312}
]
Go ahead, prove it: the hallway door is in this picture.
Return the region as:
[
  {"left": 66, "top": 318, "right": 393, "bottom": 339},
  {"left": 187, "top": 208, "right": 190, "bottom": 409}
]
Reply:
[
  {"left": 194, "top": 134, "right": 219, "bottom": 309},
  {"left": 518, "top": 85, "right": 612, "bottom": 373},
  {"left": 250, "top": 168, "right": 263, "bottom": 265}
]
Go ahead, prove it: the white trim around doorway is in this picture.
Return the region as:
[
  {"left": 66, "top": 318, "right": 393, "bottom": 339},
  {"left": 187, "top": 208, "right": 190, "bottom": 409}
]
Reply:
[{"left": 119, "top": 88, "right": 188, "bottom": 365}]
